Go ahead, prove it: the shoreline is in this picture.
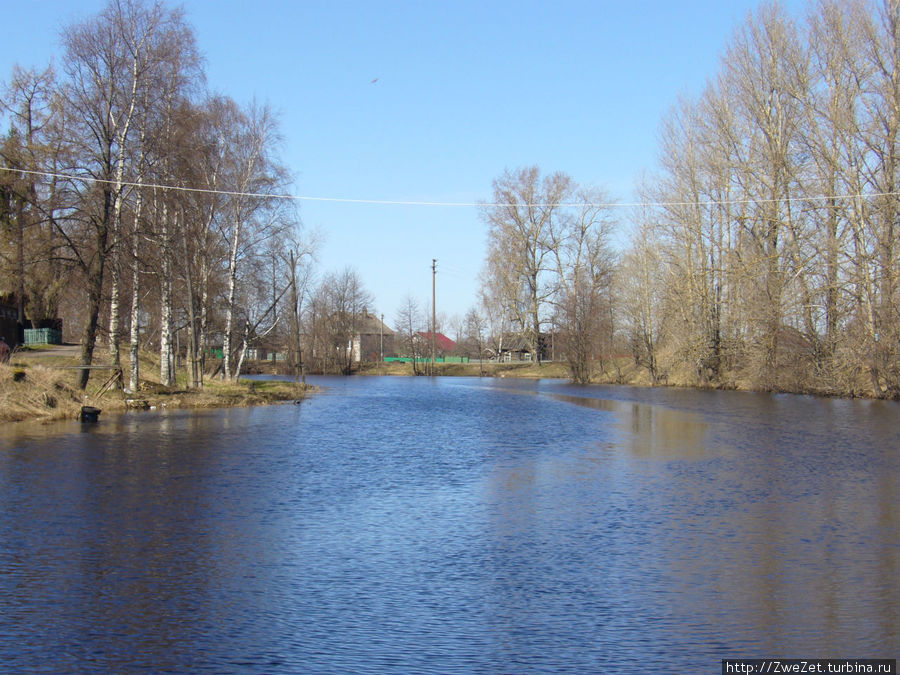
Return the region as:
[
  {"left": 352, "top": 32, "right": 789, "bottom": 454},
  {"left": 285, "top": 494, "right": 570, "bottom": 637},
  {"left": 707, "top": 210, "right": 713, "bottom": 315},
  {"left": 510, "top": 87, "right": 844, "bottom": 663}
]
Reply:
[
  {"left": 351, "top": 360, "right": 896, "bottom": 401},
  {"left": 3, "top": 353, "right": 895, "bottom": 428},
  {"left": 0, "top": 360, "right": 311, "bottom": 426}
]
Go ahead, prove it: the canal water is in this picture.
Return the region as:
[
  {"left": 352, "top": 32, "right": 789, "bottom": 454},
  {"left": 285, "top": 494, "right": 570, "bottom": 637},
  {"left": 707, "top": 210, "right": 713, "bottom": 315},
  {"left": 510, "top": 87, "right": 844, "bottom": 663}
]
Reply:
[{"left": 0, "top": 376, "right": 897, "bottom": 673}]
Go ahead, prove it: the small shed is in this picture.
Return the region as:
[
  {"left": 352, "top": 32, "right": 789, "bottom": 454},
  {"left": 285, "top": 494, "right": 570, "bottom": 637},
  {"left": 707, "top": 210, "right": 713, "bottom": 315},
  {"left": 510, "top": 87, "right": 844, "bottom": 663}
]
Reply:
[
  {"left": 0, "top": 302, "right": 18, "bottom": 348},
  {"left": 24, "top": 327, "right": 62, "bottom": 345}
]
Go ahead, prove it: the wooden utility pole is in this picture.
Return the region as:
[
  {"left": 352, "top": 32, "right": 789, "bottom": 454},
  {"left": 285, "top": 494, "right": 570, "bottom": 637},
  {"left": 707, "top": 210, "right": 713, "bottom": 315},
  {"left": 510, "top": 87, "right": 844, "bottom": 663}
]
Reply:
[{"left": 431, "top": 259, "right": 437, "bottom": 376}]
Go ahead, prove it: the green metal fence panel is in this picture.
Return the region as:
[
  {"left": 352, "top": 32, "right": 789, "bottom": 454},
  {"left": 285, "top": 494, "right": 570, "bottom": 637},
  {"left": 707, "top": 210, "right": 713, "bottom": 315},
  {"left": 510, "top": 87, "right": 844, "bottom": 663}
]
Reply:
[
  {"left": 384, "top": 356, "right": 470, "bottom": 364},
  {"left": 24, "top": 328, "right": 62, "bottom": 345}
]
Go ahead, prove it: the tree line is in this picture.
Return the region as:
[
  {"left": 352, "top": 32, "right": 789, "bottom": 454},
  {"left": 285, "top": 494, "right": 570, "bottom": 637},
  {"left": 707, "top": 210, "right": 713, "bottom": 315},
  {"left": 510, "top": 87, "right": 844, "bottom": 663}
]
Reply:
[
  {"left": 0, "top": 0, "right": 326, "bottom": 388},
  {"left": 3, "top": 0, "right": 898, "bottom": 397},
  {"left": 478, "top": 167, "right": 615, "bottom": 384},
  {"left": 479, "top": 0, "right": 900, "bottom": 397}
]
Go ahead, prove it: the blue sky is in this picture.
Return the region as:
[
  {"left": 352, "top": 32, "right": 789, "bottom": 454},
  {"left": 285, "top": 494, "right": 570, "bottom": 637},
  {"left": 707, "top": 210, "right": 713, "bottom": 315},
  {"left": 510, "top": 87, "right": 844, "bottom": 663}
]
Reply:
[{"left": 3, "top": 0, "right": 806, "bottom": 326}]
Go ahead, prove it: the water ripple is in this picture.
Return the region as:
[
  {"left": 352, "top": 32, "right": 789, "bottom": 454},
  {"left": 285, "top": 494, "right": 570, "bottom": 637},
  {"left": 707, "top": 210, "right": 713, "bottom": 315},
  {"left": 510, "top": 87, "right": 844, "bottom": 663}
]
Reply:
[{"left": 0, "top": 376, "right": 897, "bottom": 672}]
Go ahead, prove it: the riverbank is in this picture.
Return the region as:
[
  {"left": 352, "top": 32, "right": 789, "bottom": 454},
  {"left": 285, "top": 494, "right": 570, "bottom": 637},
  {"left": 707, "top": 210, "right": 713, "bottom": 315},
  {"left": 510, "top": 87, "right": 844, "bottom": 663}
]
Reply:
[
  {"left": 354, "top": 357, "right": 894, "bottom": 399},
  {"left": 3, "top": 345, "right": 888, "bottom": 427},
  {"left": 355, "top": 360, "right": 571, "bottom": 379},
  {"left": 356, "top": 358, "right": 664, "bottom": 386},
  {"left": 0, "top": 350, "right": 310, "bottom": 425}
]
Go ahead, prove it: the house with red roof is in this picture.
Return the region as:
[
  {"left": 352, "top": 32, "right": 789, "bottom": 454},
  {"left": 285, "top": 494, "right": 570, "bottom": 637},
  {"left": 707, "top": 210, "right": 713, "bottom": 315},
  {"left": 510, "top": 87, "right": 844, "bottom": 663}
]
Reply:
[{"left": 415, "top": 332, "right": 456, "bottom": 357}]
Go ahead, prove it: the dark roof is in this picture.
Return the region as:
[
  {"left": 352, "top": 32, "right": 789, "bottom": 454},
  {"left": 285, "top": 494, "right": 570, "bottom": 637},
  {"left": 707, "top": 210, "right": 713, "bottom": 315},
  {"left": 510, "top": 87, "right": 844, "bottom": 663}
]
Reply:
[{"left": 357, "top": 311, "right": 394, "bottom": 336}]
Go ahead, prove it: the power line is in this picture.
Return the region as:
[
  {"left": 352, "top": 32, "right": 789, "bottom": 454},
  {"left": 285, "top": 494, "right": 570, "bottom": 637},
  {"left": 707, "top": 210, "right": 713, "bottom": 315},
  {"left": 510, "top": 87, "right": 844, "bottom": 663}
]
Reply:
[
  {"left": 438, "top": 263, "right": 467, "bottom": 279},
  {"left": 2, "top": 165, "right": 900, "bottom": 210}
]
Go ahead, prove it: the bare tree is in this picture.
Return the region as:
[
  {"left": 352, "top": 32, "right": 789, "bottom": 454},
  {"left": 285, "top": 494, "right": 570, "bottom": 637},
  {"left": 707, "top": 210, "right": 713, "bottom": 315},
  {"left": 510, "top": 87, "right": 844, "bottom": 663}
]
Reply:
[
  {"left": 228, "top": 242, "right": 292, "bottom": 380},
  {"left": 650, "top": 89, "right": 739, "bottom": 386},
  {"left": 628, "top": 0, "right": 900, "bottom": 397},
  {"left": 282, "top": 226, "right": 317, "bottom": 383},
  {"left": 220, "top": 102, "right": 288, "bottom": 380},
  {"left": 395, "top": 294, "right": 426, "bottom": 375},
  {"left": 0, "top": 65, "right": 66, "bottom": 340},
  {"left": 795, "top": 0, "right": 868, "bottom": 389},
  {"left": 125, "top": 11, "right": 201, "bottom": 391},
  {"left": 61, "top": 0, "right": 197, "bottom": 388},
  {"left": 550, "top": 189, "right": 616, "bottom": 383},
  {"left": 172, "top": 97, "right": 232, "bottom": 387},
  {"left": 482, "top": 166, "right": 573, "bottom": 362},
  {"left": 306, "top": 268, "right": 372, "bottom": 375},
  {"left": 854, "top": 0, "right": 900, "bottom": 394},
  {"left": 723, "top": 4, "right": 810, "bottom": 388},
  {"left": 618, "top": 218, "right": 667, "bottom": 383},
  {"left": 463, "top": 307, "right": 487, "bottom": 375},
  {"left": 479, "top": 267, "right": 514, "bottom": 362}
]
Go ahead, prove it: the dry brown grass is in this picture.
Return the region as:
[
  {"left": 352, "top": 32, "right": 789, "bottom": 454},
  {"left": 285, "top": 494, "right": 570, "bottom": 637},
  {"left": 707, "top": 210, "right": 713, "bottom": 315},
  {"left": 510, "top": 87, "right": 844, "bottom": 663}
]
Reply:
[
  {"left": 134, "top": 378, "right": 311, "bottom": 412},
  {"left": 356, "top": 360, "right": 572, "bottom": 379},
  {"left": 0, "top": 353, "right": 311, "bottom": 425},
  {"left": 354, "top": 355, "right": 740, "bottom": 391},
  {"left": 0, "top": 363, "right": 88, "bottom": 423}
]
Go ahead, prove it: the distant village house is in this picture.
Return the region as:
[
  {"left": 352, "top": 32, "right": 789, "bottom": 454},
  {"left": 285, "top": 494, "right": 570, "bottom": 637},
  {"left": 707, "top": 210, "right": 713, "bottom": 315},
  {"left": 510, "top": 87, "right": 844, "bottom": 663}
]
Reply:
[
  {"left": 415, "top": 332, "right": 457, "bottom": 357},
  {"left": 351, "top": 310, "right": 395, "bottom": 362}
]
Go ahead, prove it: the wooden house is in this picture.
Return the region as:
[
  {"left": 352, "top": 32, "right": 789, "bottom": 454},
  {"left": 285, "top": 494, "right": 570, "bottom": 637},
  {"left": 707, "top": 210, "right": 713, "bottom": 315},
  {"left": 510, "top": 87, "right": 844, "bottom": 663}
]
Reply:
[{"left": 351, "top": 310, "right": 395, "bottom": 362}]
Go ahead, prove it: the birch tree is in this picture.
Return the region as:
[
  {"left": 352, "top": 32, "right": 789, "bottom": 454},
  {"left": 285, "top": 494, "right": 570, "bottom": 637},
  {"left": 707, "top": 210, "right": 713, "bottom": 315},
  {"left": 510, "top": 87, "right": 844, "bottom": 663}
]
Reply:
[
  {"left": 482, "top": 166, "right": 573, "bottom": 362},
  {"left": 220, "top": 102, "right": 287, "bottom": 380},
  {"left": 62, "top": 0, "right": 193, "bottom": 387}
]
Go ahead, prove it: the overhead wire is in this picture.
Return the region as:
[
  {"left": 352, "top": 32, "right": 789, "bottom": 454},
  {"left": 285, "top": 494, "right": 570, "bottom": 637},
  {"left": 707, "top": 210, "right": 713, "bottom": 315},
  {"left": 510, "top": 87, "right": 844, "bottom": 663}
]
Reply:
[
  {"left": 2, "top": 166, "right": 899, "bottom": 210},
  {"left": 438, "top": 262, "right": 468, "bottom": 279}
]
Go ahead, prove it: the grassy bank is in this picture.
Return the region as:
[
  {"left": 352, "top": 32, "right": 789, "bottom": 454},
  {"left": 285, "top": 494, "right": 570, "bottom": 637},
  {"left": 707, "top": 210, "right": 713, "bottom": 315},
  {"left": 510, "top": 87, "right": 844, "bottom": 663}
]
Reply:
[
  {"left": 356, "top": 360, "right": 571, "bottom": 379},
  {"left": 0, "top": 349, "right": 310, "bottom": 425},
  {"left": 5, "top": 346, "right": 878, "bottom": 427},
  {"left": 354, "top": 357, "right": 784, "bottom": 393}
]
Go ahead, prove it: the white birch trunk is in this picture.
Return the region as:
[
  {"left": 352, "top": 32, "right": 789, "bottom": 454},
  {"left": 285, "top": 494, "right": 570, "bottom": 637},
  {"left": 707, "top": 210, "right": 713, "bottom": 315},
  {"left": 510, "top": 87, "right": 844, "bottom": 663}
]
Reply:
[
  {"left": 223, "top": 219, "right": 242, "bottom": 380},
  {"left": 196, "top": 188, "right": 218, "bottom": 386},
  {"left": 199, "top": 278, "right": 209, "bottom": 386},
  {"left": 128, "top": 185, "right": 144, "bottom": 392},
  {"left": 108, "top": 252, "right": 121, "bottom": 366},
  {"left": 233, "top": 322, "right": 249, "bottom": 382},
  {"left": 159, "top": 201, "right": 175, "bottom": 386},
  {"left": 107, "top": 49, "right": 141, "bottom": 369}
]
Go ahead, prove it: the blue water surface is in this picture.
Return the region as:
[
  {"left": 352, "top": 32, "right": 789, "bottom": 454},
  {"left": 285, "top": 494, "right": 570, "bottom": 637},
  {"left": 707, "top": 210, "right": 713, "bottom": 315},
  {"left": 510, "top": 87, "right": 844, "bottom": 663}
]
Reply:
[{"left": 1, "top": 376, "right": 897, "bottom": 673}]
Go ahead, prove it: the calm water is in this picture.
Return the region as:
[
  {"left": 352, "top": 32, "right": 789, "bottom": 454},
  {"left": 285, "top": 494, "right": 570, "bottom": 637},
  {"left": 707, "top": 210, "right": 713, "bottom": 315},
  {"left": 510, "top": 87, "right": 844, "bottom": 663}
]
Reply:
[{"left": 0, "top": 376, "right": 897, "bottom": 673}]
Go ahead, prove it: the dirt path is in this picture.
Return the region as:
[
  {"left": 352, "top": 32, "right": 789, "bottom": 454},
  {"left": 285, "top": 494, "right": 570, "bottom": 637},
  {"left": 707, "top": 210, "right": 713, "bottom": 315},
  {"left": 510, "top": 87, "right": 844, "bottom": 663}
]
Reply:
[{"left": 11, "top": 343, "right": 81, "bottom": 361}]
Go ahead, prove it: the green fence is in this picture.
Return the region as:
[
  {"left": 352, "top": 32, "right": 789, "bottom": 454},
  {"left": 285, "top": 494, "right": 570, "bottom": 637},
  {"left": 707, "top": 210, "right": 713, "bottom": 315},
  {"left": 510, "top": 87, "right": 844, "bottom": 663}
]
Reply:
[
  {"left": 385, "top": 356, "right": 470, "bottom": 364},
  {"left": 24, "top": 328, "right": 62, "bottom": 345}
]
